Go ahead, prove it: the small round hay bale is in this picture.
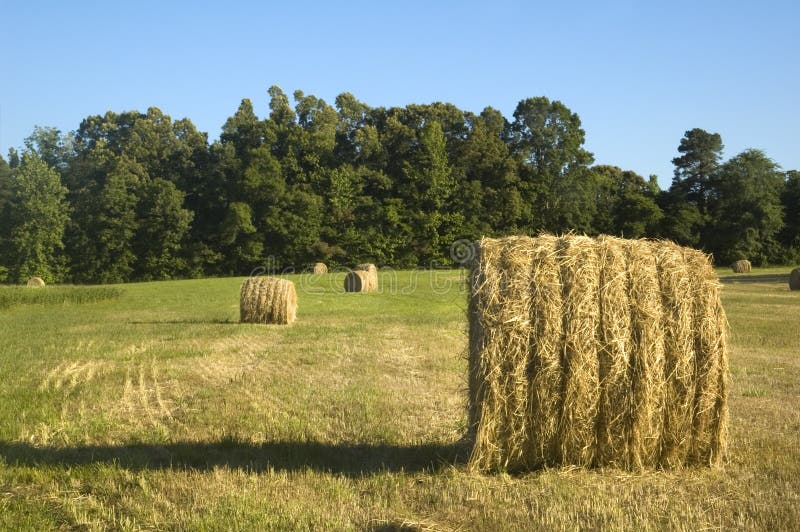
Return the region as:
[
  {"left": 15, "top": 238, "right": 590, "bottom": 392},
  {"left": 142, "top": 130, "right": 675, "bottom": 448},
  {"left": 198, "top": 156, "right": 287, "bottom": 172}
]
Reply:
[
  {"left": 467, "top": 234, "right": 728, "bottom": 472},
  {"left": 731, "top": 259, "right": 751, "bottom": 273},
  {"left": 353, "top": 263, "right": 378, "bottom": 292},
  {"left": 313, "top": 262, "right": 328, "bottom": 275},
  {"left": 239, "top": 276, "right": 297, "bottom": 325},
  {"left": 26, "top": 277, "right": 46, "bottom": 287},
  {"left": 789, "top": 268, "right": 800, "bottom": 291},
  {"left": 344, "top": 270, "right": 375, "bottom": 293}
]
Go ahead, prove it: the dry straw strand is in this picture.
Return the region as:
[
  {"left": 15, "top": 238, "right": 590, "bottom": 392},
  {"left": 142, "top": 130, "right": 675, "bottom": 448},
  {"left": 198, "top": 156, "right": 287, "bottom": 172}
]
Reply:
[
  {"left": 467, "top": 234, "right": 728, "bottom": 472},
  {"left": 239, "top": 276, "right": 297, "bottom": 325},
  {"left": 557, "top": 235, "right": 601, "bottom": 467},
  {"left": 731, "top": 259, "right": 751, "bottom": 273},
  {"left": 525, "top": 234, "right": 565, "bottom": 468},
  {"left": 594, "top": 235, "right": 632, "bottom": 468},
  {"left": 654, "top": 242, "right": 696, "bottom": 467}
]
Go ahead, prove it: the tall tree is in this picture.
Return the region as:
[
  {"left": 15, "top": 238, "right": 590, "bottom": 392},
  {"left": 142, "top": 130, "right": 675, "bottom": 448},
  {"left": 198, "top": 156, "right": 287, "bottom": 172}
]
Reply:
[
  {"left": 0, "top": 156, "right": 13, "bottom": 282},
  {"left": 5, "top": 154, "right": 70, "bottom": 283},
  {"left": 509, "top": 97, "right": 595, "bottom": 232},
  {"left": 134, "top": 178, "right": 194, "bottom": 280},
  {"left": 780, "top": 170, "right": 800, "bottom": 258},
  {"left": 671, "top": 128, "right": 723, "bottom": 219},
  {"left": 707, "top": 149, "right": 785, "bottom": 264},
  {"left": 592, "top": 165, "right": 663, "bottom": 238}
]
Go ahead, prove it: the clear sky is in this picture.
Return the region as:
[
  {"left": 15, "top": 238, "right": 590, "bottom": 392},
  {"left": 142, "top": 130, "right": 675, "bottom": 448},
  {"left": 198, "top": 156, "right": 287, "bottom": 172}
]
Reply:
[{"left": 1, "top": 0, "right": 797, "bottom": 188}]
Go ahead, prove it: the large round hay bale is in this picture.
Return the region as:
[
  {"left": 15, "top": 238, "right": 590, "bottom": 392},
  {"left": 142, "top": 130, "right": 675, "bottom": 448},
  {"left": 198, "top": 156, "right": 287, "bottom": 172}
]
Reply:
[
  {"left": 239, "top": 276, "right": 297, "bottom": 325},
  {"left": 26, "top": 277, "right": 46, "bottom": 287},
  {"left": 313, "top": 262, "right": 328, "bottom": 275},
  {"left": 731, "top": 259, "right": 751, "bottom": 273},
  {"left": 344, "top": 270, "right": 375, "bottom": 293},
  {"left": 352, "top": 263, "right": 378, "bottom": 292},
  {"left": 467, "top": 235, "right": 728, "bottom": 472},
  {"left": 790, "top": 268, "right": 800, "bottom": 291}
]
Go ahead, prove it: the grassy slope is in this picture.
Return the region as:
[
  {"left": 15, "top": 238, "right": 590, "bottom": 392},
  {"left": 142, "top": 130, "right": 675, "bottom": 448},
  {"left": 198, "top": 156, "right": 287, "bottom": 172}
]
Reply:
[{"left": 0, "top": 268, "right": 798, "bottom": 530}]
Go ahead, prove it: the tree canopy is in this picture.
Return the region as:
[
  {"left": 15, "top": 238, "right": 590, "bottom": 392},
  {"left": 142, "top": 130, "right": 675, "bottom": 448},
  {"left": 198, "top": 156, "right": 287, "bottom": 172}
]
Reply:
[{"left": 1, "top": 90, "right": 797, "bottom": 284}]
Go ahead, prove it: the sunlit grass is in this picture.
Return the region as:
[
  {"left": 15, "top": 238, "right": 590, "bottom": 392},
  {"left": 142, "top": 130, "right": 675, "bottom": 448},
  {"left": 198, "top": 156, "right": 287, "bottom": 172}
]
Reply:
[{"left": 0, "top": 268, "right": 798, "bottom": 529}]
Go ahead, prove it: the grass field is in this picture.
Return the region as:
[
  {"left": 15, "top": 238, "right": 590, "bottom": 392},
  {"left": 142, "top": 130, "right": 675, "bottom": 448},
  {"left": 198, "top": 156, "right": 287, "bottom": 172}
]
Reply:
[{"left": 0, "top": 268, "right": 798, "bottom": 530}]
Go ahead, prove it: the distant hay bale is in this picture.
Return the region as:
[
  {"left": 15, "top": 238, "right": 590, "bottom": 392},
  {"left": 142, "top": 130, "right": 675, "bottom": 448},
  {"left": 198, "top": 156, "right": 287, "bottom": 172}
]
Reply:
[
  {"left": 26, "top": 277, "right": 46, "bottom": 287},
  {"left": 239, "top": 276, "right": 297, "bottom": 325},
  {"left": 344, "top": 270, "right": 376, "bottom": 293},
  {"left": 731, "top": 260, "right": 751, "bottom": 273},
  {"left": 313, "top": 262, "right": 328, "bottom": 275},
  {"left": 790, "top": 268, "right": 800, "bottom": 291},
  {"left": 352, "top": 263, "right": 379, "bottom": 292},
  {"left": 467, "top": 235, "right": 729, "bottom": 472}
]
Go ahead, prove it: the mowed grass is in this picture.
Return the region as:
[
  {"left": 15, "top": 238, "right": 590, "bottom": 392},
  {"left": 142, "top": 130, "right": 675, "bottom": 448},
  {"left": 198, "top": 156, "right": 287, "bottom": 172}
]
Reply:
[{"left": 0, "top": 268, "right": 798, "bottom": 530}]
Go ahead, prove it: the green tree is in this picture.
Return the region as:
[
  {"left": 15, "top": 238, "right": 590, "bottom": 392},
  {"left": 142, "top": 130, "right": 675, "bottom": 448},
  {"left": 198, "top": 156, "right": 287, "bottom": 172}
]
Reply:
[
  {"left": 707, "top": 149, "right": 785, "bottom": 265},
  {"left": 780, "top": 170, "right": 800, "bottom": 257},
  {"left": 134, "top": 178, "right": 194, "bottom": 280},
  {"left": 671, "top": 128, "right": 724, "bottom": 215},
  {"left": 399, "top": 120, "right": 458, "bottom": 264},
  {"left": 91, "top": 157, "right": 142, "bottom": 283},
  {"left": 6, "top": 153, "right": 70, "bottom": 283},
  {"left": 0, "top": 156, "right": 13, "bottom": 282},
  {"left": 592, "top": 165, "right": 663, "bottom": 238},
  {"left": 509, "top": 97, "right": 595, "bottom": 232}
]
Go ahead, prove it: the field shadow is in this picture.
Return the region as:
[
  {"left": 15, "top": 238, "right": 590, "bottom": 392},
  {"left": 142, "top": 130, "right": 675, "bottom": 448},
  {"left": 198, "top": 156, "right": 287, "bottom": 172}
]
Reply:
[
  {"left": 0, "top": 439, "right": 469, "bottom": 476},
  {"left": 128, "top": 318, "right": 237, "bottom": 325},
  {"left": 719, "top": 274, "right": 789, "bottom": 285}
]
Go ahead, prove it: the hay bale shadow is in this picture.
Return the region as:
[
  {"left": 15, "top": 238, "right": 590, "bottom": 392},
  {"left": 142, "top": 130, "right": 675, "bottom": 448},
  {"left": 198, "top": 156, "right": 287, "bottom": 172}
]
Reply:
[{"left": 0, "top": 439, "right": 469, "bottom": 477}]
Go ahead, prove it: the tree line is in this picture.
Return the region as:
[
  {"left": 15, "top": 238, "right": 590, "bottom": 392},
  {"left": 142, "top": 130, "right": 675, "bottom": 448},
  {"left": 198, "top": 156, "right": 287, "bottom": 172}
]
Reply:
[{"left": 1, "top": 86, "right": 798, "bottom": 284}]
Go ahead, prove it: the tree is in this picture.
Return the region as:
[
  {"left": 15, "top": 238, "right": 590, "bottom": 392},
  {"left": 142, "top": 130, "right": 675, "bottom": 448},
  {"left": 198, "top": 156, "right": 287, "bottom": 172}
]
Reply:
[
  {"left": 0, "top": 156, "right": 13, "bottom": 282},
  {"left": 509, "top": 97, "right": 595, "bottom": 232},
  {"left": 592, "top": 165, "right": 663, "bottom": 238},
  {"left": 24, "top": 126, "right": 74, "bottom": 171},
  {"left": 5, "top": 153, "right": 70, "bottom": 283},
  {"left": 780, "top": 170, "right": 800, "bottom": 258},
  {"left": 134, "top": 178, "right": 194, "bottom": 280},
  {"left": 90, "top": 157, "right": 142, "bottom": 283},
  {"left": 399, "top": 120, "right": 458, "bottom": 264},
  {"left": 707, "top": 149, "right": 785, "bottom": 265},
  {"left": 671, "top": 128, "right": 723, "bottom": 217}
]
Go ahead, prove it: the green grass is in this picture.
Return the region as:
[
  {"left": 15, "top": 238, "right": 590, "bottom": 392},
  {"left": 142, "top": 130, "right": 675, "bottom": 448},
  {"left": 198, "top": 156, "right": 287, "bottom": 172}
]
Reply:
[
  {"left": 0, "top": 268, "right": 798, "bottom": 530},
  {"left": 0, "top": 286, "right": 122, "bottom": 309}
]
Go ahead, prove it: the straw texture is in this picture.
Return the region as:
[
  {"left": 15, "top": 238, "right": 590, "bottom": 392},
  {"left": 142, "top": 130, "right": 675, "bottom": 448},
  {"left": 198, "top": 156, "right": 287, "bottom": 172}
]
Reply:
[
  {"left": 239, "top": 276, "right": 297, "bottom": 325},
  {"left": 467, "top": 234, "right": 729, "bottom": 472},
  {"left": 731, "top": 260, "right": 751, "bottom": 273}
]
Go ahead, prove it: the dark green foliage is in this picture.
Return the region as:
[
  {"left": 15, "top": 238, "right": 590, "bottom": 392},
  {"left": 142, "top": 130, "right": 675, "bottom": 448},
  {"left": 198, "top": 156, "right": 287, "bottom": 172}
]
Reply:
[
  {"left": 4, "top": 154, "right": 70, "bottom": 283},
  {"left": 592, "top": 166, "right": 663, "bottom": 238},
  {"left": 3, "top": 87, "right": 797, "bottom": 282},
  {"left": 706, "top": 150, "right": 785, "bottom": 265},
  {"left": 780, "top": 170, "right": 800, "bottom": 259}
]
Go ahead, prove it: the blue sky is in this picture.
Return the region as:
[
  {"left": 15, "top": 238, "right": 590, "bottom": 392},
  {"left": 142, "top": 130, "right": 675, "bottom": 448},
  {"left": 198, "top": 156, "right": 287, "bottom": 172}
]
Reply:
[{"left": 1, "top": 0, "right": 797, "bottom": 188}]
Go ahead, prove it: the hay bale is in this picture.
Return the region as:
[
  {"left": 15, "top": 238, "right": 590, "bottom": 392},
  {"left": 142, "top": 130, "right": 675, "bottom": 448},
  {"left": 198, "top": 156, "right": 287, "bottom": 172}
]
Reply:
[
  {"left": 789, "top": 268, "right": 800, "bottom": 291},
  {"left": 467, "top": 234, "right": 729, "bottom": 472},
  {"left": 26, "top": 277, "right": 46, "bottom": 287},
  {"left": 352, "top": 263, "right": 379, "bottom": 292},
  {"left": 313, "top": 262, "right": 328, "bottom": 275},
  {"left": 344, "top": 270, "right": 376, "bottom": 293},
  {"left": 239, "top": 276, "right": 297, "bottom": 325},
  {"left": 731, "top": 259, "right": 751, "bottom": 273}
]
